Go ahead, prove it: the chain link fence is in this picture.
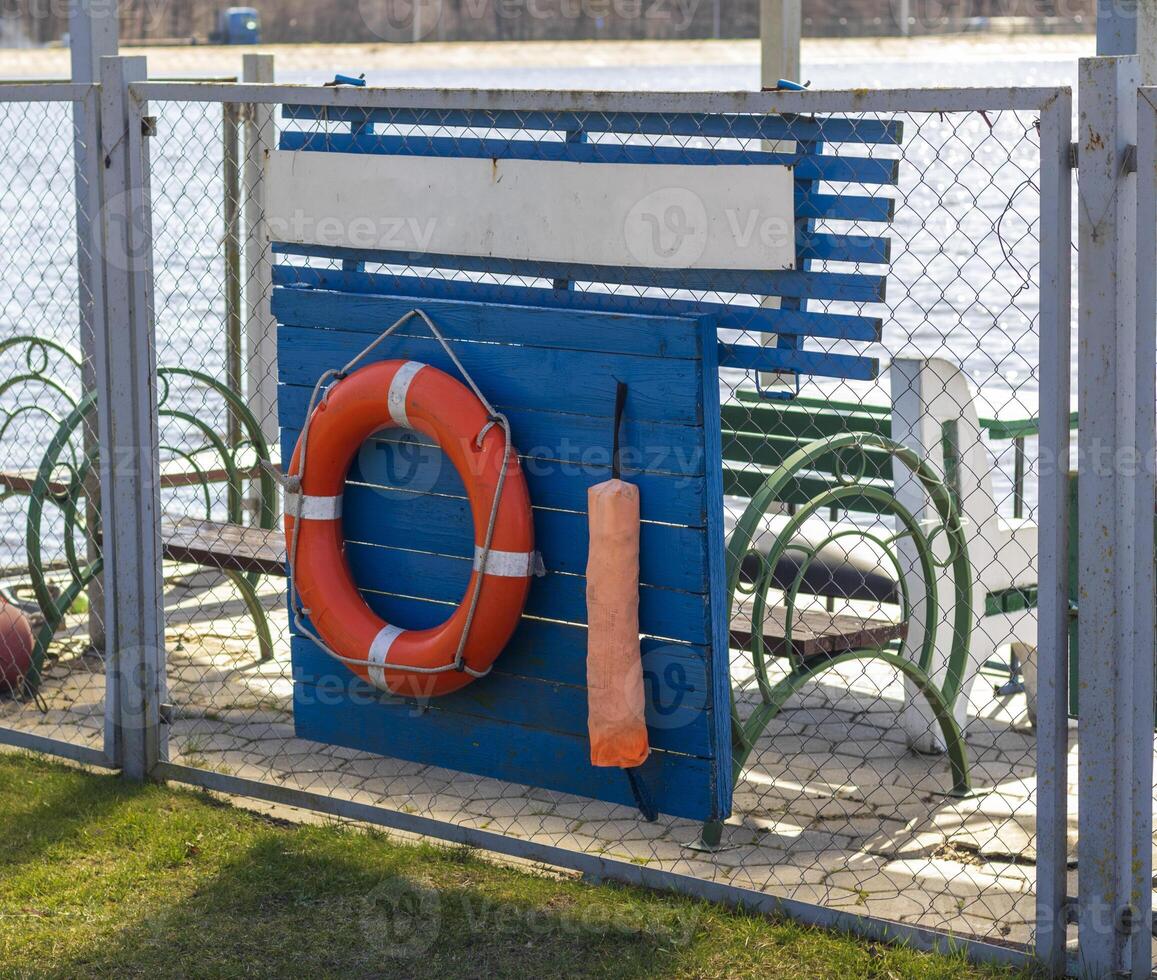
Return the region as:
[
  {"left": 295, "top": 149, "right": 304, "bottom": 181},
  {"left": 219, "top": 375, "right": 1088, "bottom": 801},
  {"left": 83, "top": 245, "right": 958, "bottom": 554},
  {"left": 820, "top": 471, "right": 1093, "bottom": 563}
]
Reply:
[
  {"left": 0, "top": 78, "right": 1079, "bottom": 967},
  {"left": 0, "top": 87, "right": 111, "bottom": 766}
]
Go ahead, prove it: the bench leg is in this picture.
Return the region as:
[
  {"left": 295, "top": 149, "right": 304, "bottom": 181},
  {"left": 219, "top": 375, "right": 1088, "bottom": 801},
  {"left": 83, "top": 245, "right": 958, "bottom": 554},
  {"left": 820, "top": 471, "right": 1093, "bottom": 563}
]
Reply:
[
  {"left": 701, "top": 650, "right": 972, "bottom": 849},
  {"left": 224, "top": 569, "right": 274, "bottom": 663}
]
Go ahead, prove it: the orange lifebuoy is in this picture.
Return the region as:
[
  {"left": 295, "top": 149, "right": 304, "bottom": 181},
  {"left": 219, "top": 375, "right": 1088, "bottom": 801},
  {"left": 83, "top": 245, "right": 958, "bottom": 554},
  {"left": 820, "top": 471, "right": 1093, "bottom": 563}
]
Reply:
[{"left": 285, "top": 359, "right": 534, "bottom": 698}]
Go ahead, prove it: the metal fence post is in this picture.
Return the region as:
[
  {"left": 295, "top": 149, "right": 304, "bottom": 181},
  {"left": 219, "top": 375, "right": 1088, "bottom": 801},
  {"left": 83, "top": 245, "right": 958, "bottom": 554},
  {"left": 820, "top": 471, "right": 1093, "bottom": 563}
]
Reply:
[
  {"left": 1035, "top": 87, "right": 1074, "bottom": 977},
  {"left": 96, "top": 55, "right": 166, "bottom": 781},
  {"left": 1075, "top": 54, "right": 1153, "bottom": 978},
  {"left": 70, "top": 0, "right": 117, "bottom": 664},
  {"left": 242, "top": 53, "right": 278, "bottom": 458}
]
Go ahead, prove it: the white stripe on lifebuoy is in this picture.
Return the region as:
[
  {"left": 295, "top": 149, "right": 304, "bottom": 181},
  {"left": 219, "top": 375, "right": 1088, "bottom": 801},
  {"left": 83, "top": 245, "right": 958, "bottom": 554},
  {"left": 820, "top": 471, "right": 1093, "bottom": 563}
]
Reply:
[
  {"left": 388, "top": 361, "right": 426, "bottom": 429},
  {"left": 367, "top": 624, "right": 405, "bottom": 689},
  {"left": 286, "top": 493, "right": 343, "bottom": 520},
  {"left": 473, "top": 546, "right": 536, "bottom": 578}
]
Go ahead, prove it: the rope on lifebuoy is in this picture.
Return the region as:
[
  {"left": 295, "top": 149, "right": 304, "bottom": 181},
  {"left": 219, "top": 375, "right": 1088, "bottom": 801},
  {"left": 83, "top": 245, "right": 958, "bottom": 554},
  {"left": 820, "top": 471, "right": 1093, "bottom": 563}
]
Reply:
[{"left": 280, "top": 308, "right": 532, "bottom": 681}]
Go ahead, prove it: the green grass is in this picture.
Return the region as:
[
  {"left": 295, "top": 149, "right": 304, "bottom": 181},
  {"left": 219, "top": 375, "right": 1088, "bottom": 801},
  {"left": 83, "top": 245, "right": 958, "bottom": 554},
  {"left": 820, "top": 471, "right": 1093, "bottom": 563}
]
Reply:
[{"left": 0, "top": 752, "right": 1036, "bottom": 979}]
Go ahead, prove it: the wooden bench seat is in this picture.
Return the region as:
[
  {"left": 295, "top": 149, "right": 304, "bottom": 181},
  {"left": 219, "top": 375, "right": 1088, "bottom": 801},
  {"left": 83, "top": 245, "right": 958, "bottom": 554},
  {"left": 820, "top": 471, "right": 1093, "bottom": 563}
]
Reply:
[
  {"left": 162, "top": 518, "right": 902, "bottom": 666},
  {"left": 161, "top": 517, "right": 286, "bottom": 577}
]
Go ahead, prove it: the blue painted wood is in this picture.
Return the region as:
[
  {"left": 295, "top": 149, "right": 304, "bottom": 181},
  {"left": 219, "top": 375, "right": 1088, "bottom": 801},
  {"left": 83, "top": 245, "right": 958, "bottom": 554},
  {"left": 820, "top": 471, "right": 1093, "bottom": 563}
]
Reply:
[
  {"left": 290, "top": 599, "right": 709, "bottom": 689},
  {"left": 273, "top": 267, "right": 885, "bottom": 342},
  {"left": 277, "top": 130, "right": 901, "bottom": 186},
  {"left": 292, "top": 684, "right": 720, "bottom": 822},
  {"left": 272, "top": 288, "right": 704, "bottom": 360},
  {"left": 278, "top": 386, "right": 708, "bottom": 478},
  {"left": 277, "top": 475, "right": 710, "bottom": 594},
  {"left": 698, "top": 310, "right": 733, "bottom": 819},
  {"left": 718, "top": 341, "right": 879, "bottom": 381},
  {"left": 280, "top": 104, "right": 905, "bottom": 145},
  {"left": 292, "top": 640, "right": 714, "bottom": 757},
  {"left": 339, "top": 540, "right": 712, "bottom": 641},
  {"left": 270, "top": 243, "right": 888, "bottom": 305},
  {"left": 279, "top": 294, "right": 731, "bottom": 821},
  {"left": 277, "top": 325, "right": 708, "bottom": 425},
  {"left": 277, "top": 408, "right": 710, "bottom": 528}
]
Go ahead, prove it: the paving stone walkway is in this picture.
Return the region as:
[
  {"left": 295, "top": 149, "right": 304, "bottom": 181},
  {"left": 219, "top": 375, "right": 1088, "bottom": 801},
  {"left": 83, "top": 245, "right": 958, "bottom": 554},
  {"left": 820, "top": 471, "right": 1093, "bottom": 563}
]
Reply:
[{"left": 0, "top": 572, "right": 1084, "bottom": 948}]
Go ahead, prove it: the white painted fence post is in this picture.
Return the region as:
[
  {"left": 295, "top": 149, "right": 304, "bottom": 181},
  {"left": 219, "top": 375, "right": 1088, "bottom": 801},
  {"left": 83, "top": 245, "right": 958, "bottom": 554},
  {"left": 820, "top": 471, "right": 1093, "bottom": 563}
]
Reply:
[
  {"left": 243, "top": 53, "right": 278, "bottom": 458},
  {"left": 1034, "top": 86, "right": 1075, "bottom": 978},
  {"left": 70, "top": 0, "right": 117, "bottom": 661},
  {"left": 1075, "top": 54, "right": 1153, "bottom": 978},
  {"left": 96, "top": 55, "right": 167, "bottom": 781}
]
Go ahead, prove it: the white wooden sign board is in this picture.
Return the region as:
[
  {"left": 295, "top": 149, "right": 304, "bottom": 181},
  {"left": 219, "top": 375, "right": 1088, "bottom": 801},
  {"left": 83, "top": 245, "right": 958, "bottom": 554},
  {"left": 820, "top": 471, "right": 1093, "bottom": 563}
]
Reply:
[{"left": 265, "top": 150, "right": 796, "bottom": 271}]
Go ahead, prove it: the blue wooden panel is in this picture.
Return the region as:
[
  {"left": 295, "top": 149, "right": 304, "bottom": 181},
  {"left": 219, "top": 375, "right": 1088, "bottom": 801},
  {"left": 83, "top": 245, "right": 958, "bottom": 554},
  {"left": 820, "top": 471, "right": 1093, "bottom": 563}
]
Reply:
[
  {"left": 279, "top": 291, "right": 731, "bottom": 821},
  {"left": 272, "top": 243, "right": 888, "bottom": 305},
  {"left": 273, "top": 288, "right": 704, "bottom": 360},
  {"left": 291, "top": 596, "right": 708, "bottom": 686},
  {"left": 340, "top": 541, "right": 712, "bottom": 642},
  {"left": 277, "top": 403, "right": 710, "bottom": 528},
  {"left": 277, "top": 475, "right": 709, "bottom": 594},
  {"left": 278, "top": 324, "right": 708, "bottom": 425},
  {"left": 280, "top": 104, "right": 905, "bottom": 145},
  {"left": 277, "top": 131, "right": 901, "bottom": 186},
  {"left": 718, "top": 341, "right": 880, "bottom": 381},
  {"left": 273, "top": 268, "right": 885, "bottom": 342},
  {"left": 292, "top": 639, "right": 713, "bottom": 757},
  {"left": 292, "top": 685, "right": 720, "bottom": 822}
]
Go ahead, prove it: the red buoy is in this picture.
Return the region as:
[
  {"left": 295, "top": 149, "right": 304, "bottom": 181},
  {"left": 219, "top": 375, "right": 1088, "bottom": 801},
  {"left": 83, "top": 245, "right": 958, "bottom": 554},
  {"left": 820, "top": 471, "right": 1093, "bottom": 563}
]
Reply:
[{"left": 0, "top": 600, "right": 34, "bottom": 697}]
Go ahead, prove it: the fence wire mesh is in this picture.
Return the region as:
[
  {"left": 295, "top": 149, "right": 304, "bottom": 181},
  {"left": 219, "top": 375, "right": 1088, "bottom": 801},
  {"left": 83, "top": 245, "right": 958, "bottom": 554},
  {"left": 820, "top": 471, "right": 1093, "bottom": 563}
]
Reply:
[
  {"left": 2, "top": 84, "right": 1075, "bottom": 957},
  {"left": 0, "top": 94, "right": 108, "bottom": 760}
]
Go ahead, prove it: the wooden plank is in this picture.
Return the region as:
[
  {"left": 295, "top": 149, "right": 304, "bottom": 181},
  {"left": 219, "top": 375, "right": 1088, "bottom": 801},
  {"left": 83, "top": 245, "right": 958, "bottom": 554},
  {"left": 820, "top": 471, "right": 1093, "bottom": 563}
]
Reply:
[
  {"left": 278, "top": 402, "right": 710, "bottom": 530},
  {"left": 291, "top": 611, "right": 708, "bottom": 692},
  {"left": 718, "top": 341, "right": 878, "bottom": 381},
  {"left": 265, "top": 149, "right": 797, "bottom": 272},
  {"left": 729, "top": 599, "right": 907, "bottom": 660},
  {"left": 162, "top": 517, "right": 284, "bottom": 576},
  {"left": 280, "top": 103, "right": 905, "bottom": 146},
  {"left": 292, "top": 686, "right": 723, "bottom": 822},
  {"left": 343, "top": 540, "right": 710, "bottom": 641},
  {"left": 699, "top": 326, "right": 734, "bottom": 820},
  {"left": 278, "top": 388, "right": 708, "bottom": 477},
  {"left": 278, "top": 130, "right": 900, "bottom": 185},
  {"left": 721, "top": 400, "right": 892, "bottom": 439},
  {"left": 272, "top": 267, "right": 886, "bottom": 343},
  {"left": 277, "top": 324, "right": 707, "bottom": 426},
  {"left": 290, "top": 639, "right": 714, "bottom": 757},
  {"left": 272, "top": 243, "right": 889, "bottom": 305},
  {"left": 272, "top": 288, "right": 705, "bottom": 361},
  {"left": 290, "top": 480, "right": 710, "bottom": 594}
]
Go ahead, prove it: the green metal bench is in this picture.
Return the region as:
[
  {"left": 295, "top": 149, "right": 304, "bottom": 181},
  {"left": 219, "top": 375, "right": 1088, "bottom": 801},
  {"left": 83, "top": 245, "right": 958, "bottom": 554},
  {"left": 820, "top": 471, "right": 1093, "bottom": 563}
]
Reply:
[
  {"left": 6, "top": 361, "right": 277, "bottom": 695},
  {"left": 706, "top": 393, "right": 976, "bottom": 847}
]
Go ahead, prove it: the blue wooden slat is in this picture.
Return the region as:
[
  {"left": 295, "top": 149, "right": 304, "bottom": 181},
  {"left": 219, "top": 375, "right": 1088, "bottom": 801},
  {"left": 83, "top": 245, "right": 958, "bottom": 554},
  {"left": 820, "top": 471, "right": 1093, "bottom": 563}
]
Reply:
[
  {"left": 799, "top": 231, "right": 891, "bottom": 265},
  {"left": 291, "top": 640, "right": 713, "bottom": 757},
  {"left": 271, "top": 244, "right": 888, "bottom": 304},
  {"left": 295, "top": 480, "right": 709, "bottom": 594},
  {"left": 290, "top": 602, "right": 708, "bottom": 690},
  {"left": 292, "top": 686, "right": 722, "bottom": 822},
  {"left": 699, "top": 317, "right": 733, "bottom": 820},
  {"left": 280, "top": 103, "right": 904, "bottom": 146},
  {"left": 796, "top": 190, "right": 895, "bottom": 224},
  {"left": 273, "top": 267, "right": 885, "bottom": 343},
  {"left": 272, "top": 288, "right": 703, "bottom": 360},
  {"left": 277, "top": 323, "right": 708, "bottom": 425},
  {"left": 278, "top": 415, "right": 710, "bottom": 529},
  {"left": 278, "top": 386, "right": 708, "bottom": 478},
  {"left": 339, "top": 540, "right": 711, "bottom": 641},
  {"left": 277, "top": 131, "right": 901, "bottom": 186},
  {"left": 717, "top": 343, "right": 878, "bottom": 382}
]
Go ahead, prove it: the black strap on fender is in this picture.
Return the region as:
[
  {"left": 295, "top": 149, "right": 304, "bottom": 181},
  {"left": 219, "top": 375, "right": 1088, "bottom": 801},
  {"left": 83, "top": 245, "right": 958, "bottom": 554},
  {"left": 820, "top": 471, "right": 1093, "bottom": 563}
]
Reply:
[
  {"left": 611, "top": 379, "right": 628, "bottom": 481},
  {"left": 608, "top": 381, "right": 657, "bottom": 823}
]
